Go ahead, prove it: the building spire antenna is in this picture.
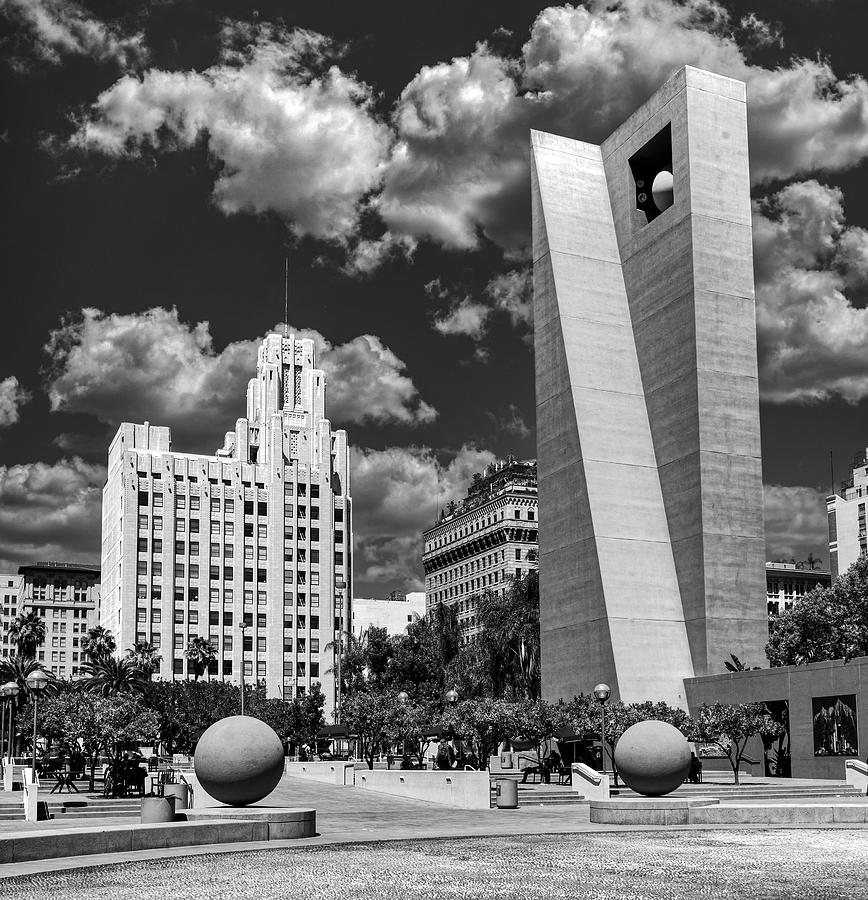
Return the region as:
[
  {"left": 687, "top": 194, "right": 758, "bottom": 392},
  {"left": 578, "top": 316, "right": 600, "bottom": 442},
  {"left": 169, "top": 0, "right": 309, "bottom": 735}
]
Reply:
[{"left": 284, "top": 255, "right": 289, "bottom": 339}]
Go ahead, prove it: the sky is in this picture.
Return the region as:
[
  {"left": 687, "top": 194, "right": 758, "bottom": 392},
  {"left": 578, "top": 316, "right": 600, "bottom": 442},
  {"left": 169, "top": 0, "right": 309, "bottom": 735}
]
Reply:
[{"left": 1, "top": 0, "right": 867, "bottom": 595}]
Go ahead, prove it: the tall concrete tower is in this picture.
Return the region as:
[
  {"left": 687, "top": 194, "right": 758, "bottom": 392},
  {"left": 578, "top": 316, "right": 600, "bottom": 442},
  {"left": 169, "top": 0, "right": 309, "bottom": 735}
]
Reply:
[
  {"left": 101, "top": 333, "right": 352, "bottom": 719},
  {"left": 533, "top": 67, "right": 766, "bottom": 707}
]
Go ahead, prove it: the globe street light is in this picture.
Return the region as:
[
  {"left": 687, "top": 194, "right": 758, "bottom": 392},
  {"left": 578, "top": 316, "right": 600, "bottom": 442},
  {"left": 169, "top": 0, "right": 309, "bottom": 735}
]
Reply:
[
  {"left": 25, "top": 669, "right": 49, "bottom": 779},
  {"left": 397, "top": 691, "right": 409, "bottom": 704},
  {"left": 445, "top": 688, "right": 459, "bottom": 707},
  {"left": 593, "top": 683, "right": 611, "bottom": 774}
]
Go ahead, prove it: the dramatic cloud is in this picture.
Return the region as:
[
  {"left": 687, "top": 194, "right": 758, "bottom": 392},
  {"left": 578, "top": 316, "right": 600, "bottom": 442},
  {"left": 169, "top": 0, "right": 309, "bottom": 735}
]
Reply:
[
  {"left": 0, "top": 457, "right": 105, "bottom": 570},
  {"left": 43, "top": 307, "right": 436, "bottom": 450},
  {"left": 763, "top": 483, "right": 829, "bottom": 564},
  {"left": 486, "top": 404, "right": 532, "bottom": 439},
  {"left": 351, "top": 444, "right": 495, "bottom": 588},
  {"left": 378, "top": 0, "right": 868, "bottom": 254},
  {"left": 1, "top": 0, "right": 146, "bottom": 69},
  {"left": 71, "top": 24, "right": 391, "bottom": 243},
  {"left": 428, "top": 268, "right": 532, "bottom": 349},
  {"left": 754, "top": 181, "right": 868, "bottom": 404},
  {"left": 0, "top": 376, "right": 31, "bottom": 428}
]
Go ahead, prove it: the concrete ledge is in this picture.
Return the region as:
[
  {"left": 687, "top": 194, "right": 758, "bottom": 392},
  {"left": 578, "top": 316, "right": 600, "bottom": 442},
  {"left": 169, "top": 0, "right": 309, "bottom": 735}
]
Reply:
[
  {"left": 691, "top": 804, "right": 868, "bottom": 826},
  {"left": 356, "top": 771, "right": 492, "bottom": 809},
  {"left": 590, "top": 797, "right": 720, "bottom": 825},
  {"left": 184, "top": 806, "right": 316, "bottom": 839},
  {"left": 284, "top": 762, "right": 356, "bottom": 786}
]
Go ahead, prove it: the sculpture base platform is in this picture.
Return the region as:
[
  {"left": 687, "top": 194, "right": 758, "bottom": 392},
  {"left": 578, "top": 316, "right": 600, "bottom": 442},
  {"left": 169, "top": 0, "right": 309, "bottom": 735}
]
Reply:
[
  {"left": 590, "top": 797, "right": 719, "bottom": 826},
  {"left": 183, "top": 806, "right": 316, "bottom": 839}
]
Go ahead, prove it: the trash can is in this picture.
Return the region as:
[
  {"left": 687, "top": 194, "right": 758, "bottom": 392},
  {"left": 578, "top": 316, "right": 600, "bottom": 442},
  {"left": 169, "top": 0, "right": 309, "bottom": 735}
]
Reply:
[
  {"left": 163, "top": 782, "right": 190, "bottom": 811},
  {"left": 495, "top": 779, "right": 518, "bottom": 809},
  {"left": 141, "top": 795, "right": 175, "bottom": 824}
]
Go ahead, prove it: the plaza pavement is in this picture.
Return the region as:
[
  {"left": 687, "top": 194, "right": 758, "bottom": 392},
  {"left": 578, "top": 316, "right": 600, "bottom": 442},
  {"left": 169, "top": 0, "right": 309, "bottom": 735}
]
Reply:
[{"left": 0, "top": 775, "right": 866, "bottom": 879}]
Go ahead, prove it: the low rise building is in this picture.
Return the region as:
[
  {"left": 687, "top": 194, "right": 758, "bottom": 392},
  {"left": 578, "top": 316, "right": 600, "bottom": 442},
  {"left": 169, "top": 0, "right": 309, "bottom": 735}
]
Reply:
[
  {"left": 828, "top": 446, "right": 868, "bottom": 578},
  {"left": 351, "top": 592, "right": 425, "bottom": 638},
  {"left": 766, "top": 561, "right": 831, "bottom": 619},
  {"left": 17, "top": 561, "right": 101, "bottom": 678},
  {"left": 422, "top": 457, "right": 538, "bottom": 640}
]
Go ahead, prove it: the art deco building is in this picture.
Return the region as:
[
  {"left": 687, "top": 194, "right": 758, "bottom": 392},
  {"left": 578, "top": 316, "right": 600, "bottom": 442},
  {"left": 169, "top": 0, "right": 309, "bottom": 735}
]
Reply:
[
  {"left": 422, "top": 458, "right": 538, "bottom": 641},
  {"left": 100, "top": 332, "right": 352, "bottom": 714},
  {"left": 827, "top": 447, "right": 868, "bottom": 578}
]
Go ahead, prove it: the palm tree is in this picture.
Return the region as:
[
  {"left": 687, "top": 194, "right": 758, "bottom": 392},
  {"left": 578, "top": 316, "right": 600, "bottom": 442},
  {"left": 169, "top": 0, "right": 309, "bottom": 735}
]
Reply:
[
  {"left": 125, "top": 641, "right": 162, "bottom": 679},
  {"left": 81, "top": 656, "right": 147, "bottom": 696},
  {"left": 80, "top": 625, "right": 117, "bottom": 662},
  {"left": 0, "top": 653, "right": 42, "bottom": 706},
  {"left": 184, "top": 636, "right": 217, "bottom": 680},
  {"left": 6, "top": 611, "right": 45, "bottom": 659}
]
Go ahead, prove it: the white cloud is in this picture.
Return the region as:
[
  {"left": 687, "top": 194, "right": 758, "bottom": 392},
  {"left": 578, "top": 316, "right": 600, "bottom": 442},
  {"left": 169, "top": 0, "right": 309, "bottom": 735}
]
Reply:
[
  {"left": 763, "top": 483, "right": 829, "bottom": 564},
  {"left": 754, "top": 180, "right": 868, "bottom": 404},
  {"left": 377, "top": 0, "right": 868, "bottom": 254},
  {"left": 0, "top": 376, "right": 31, "bottom": 427},
  {"left": 71, "top": 24, "right": 391, "bottom": 244},
  {"left": 433, "top": 298, "right": 490, "bottom": 341},
  {"left": 43, "top": 307, "right": 436, "bottom": 451},
  {"left": 486, "top": 268, "right": 532, "bottom": 333},
  {"left": 1, "top": 0, "right": 146, "bottom": 69},
  {"left": 351, "top": 444, "right": 495, "bottom": 587},
  {"left": 0, "top": 458, "right": 105, "bottom": 570},
  {"left": 486, "top": 404, "right": 531, "bottom": 439}
]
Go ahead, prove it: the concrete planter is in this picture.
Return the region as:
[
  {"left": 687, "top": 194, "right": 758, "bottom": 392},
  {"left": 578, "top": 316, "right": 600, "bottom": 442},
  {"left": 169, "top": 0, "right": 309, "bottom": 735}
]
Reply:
[
  {"left": 163, "top": 782, "right": 190, "bottom": 810},
  {"left": 141, "top": 796, "right": 175, "bottom": 824}
]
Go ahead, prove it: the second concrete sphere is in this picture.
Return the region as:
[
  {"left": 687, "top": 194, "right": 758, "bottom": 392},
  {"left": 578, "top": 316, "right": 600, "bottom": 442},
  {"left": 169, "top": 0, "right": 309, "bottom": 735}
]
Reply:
[
  {"left": 194, "top": 715, "right": 284, "bottom": 806},
  {"left": 613, "top": 720, "right": 691, "bottom": 797}
]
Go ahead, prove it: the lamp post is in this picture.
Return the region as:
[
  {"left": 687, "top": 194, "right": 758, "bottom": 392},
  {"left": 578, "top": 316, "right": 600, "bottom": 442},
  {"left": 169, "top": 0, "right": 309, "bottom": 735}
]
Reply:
[
  {"left": 397, "top": 691, "right": 409, "bottom": 704},
  {"left": 593, "top": 683, "right": 611, "bottom": 775},
  {"left": 334, "top": 579, "right": 347, "bottom": 724},
  {"left": 25, "top": 669, "right": 49, "bottom": 778},
  {"left": 1, "top": 682, "right": 19, "bottom": 760},
  {"left": 239, "top": 620, "right": 249, "bottom": 716}
]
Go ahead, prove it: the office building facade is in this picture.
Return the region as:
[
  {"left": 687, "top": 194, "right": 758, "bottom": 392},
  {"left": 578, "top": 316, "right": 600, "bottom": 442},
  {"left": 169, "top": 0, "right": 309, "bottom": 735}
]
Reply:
[
  {"left": 0, "top": 572, "right": 22, "bottom": 659},
  {"left": 422, "top": 458, "right": 538, "bottom": 640},
  {"left": 101, "top": 332, "right": 352, "bottom": 715},
  {"left": 828, "top": 447, "right": 868, "bottom": 578},
  {"left": 766, "top": 562, "right": 831, "bottom": 619},
  {"left": 351, "top": 592, "right": 425, "bottom": 638}
]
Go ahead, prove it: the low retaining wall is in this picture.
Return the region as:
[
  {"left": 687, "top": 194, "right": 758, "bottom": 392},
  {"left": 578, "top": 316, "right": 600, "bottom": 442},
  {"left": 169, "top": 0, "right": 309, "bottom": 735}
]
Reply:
[
  {"left": 184, "top": 806, "right": 316, "bottom": 839},
  {"left": 571, "top": 764, "right": 609, "bottom": 800},
  {"left": 0, "top": 819, "right": 269, "bottom": 865},
  {"left": 845, "top": 760, "right": 868, "bottom": 794},
  {"left": 590, "top": 798, "right": 719, "bottom": 826},
  {"left": 355, "top": 770, "right": 492, "bottom": 809},
  {"left": 284, "top": 761, "right": 356, "bottom": 786}
]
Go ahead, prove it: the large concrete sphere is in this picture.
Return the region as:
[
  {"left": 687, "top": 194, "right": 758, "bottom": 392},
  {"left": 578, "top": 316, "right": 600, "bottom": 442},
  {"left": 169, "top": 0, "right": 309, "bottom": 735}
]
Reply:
[
  {"left": 613, "top": 720, "right": 691, "bottom": 797},
  {"left": 194, "top": 715, "right": 284, "bottom": 806}
]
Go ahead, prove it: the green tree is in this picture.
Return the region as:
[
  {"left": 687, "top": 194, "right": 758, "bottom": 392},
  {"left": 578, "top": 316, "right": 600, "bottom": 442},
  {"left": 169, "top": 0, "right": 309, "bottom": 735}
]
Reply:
[
  {"left": 452, "top": 697, "right": 520, "bottom": 763},
  {"left": 184, "top": 636, "right": 217, "bottom": 680},
  {"left": 339, "top": 690, "right": 404, "bottom": 769},
  {"left": 697, "top": 702, "right": 783, "bottom": 785},
  {"left": 767, "top": 555, "right": 868, "bottom": 666},
  {"left": 513, "top": 698, "right": 569, "bottom": 764},
  {"left": 81, "top": 625, "right": 117, "bottom": 662},
  {"left": 395, "top": 701, "right": 444, "bottom": 768},
  {"left": 385, "top": 616, "right": 444, "bottom": 700},
  {"left": 6, "top": 611, "right": 45, "bottom": 659},
  {"left": 38, "top": 692, "right": 159, "bottom": 790},
  {"left": 81, "top": 656, "right": 148, "bottom": 696},
  {"left": 125, "top": 641, "right": 162, "bottom": 679}
]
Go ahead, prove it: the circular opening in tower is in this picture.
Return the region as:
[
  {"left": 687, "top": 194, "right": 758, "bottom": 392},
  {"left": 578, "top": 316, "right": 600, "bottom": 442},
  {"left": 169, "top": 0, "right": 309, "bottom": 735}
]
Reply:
[{"left": 651, "top": 170, "right": 674, "bottom": 213}]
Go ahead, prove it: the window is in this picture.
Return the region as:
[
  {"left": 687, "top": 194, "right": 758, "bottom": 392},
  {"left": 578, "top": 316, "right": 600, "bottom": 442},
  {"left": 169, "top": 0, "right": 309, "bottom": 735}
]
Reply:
[
  {"left": 244, "top": 501, "right": 254, "bottom": 516},
  {"left": 224, "top": 566, "right": 234, "bottom": 579},
  {"left": 173, "top": 659, "right": 184, "bottom": 675},
  {"left": 310, "top": 638, "right": 319, "bottom": 653},
  {"left": 223, "top": 635, "right": 233, "bottom": 651},
  {"left": 209, "top": 611, "right": 219, "bottom": 625},
  {"left": 223, "top": 612, "right": 233, "bottom": 626},
  {"left": 243, "top": 634, "right": 253, "bottom": 651},
  {"left": 174, "top": 609, "right": 184, "bottom": 623},
  {"left": 210, "top": 565, "right": 220, "bottom": 580},
  {"left": 210, "top": 500, "right": 221, "bottom": 514},
  {"left": 528, "top": 510, "right": 535, "bottom": 521},
  {"left": 175, "top": 541, "right": 185, "bottom": 555},
  {"left": 244, "top": 546, "right": 254, "bottom": 560},
  {"left": 174, "top": 564, "right": 185, "bottom": 578},
  {"left": 310, "top": 662, "right": 319, "bottom": 678},
  {"left": 225, "top": 499, "right": 234, "bottom": 514},
  {"left": 189, "top": 541, "right": 199, "bottom": 556},
  {"left": 210, "top": 521, "right": 220, "bottom": 534},
  {"left": 138, "top": 491, "right": 149, "bottom": 507},
  {"left": 176, "top": 496, "right": 186, "bottom": 510},
  {"left": 257, "top": 637, "right": 266, "bottom": 653},
  {"left": 138, "top": 514, "right": 148, "bottom": 529},
  {"left": 138, "top": 538, "right": 148, "bottom": 553},
  {"left": 152, "top": 562, "right": 162, "bottom": 576},
  {"left": 190, "top": 519, "right": 199, "bottom": 533},
  {"left": 258, "top": 502, "right": 267, "bottom": 516},
  {"left": 153, "top": 494, "right": 163, "bottom": 508},
  {"left": 310, "top": 615, "right": 319, "bottom": 629},
  {"left": 176, "top": 520, "right": 186, "bottom": 533},
  {"left": 173, "top": 634, "right": 183, "bottom": 649},
  {"left": 257, "top": 569, "right": 267, "bottom": 583},
  {"left": 257, "top": 524, "right": 267, "bottom": 539},
  {"left": 257, "top": 614, "right": 266, "bottom": 628},
  {"left": 244, "top": 661, "right": 253, "bottom": 676},
  {"left": 296, "top": 662, "right": 306, "bottom": 677},
  {"left": 153, "top": 516, "right": 163, "bottom": 530},
  {"left": 257, "top": 661, "right": 266, "bottom": 677},
  {"left": 257, "top": 591, "right": 267, "bottom": 606},
  {"left": 189, "top": 611, "right": 198, "bottom": 625},
  {"left": 225, "top": 522, "right": 234, "bottom": 537},
  {"left": 154, "top": 539, "right": 162, "bottom": 552},
  {"left": 190, "top": 497, "right": 200, "bottom": 511},
  {"left": 152, "top": 610, "right": 161, "bottom": 623},
  {"left": 515, "top": 549, "right": 521, "bottom": 560}
]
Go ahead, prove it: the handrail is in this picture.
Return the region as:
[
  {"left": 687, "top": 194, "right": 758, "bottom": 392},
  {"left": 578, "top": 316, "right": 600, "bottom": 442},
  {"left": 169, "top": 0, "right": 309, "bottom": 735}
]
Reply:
[
  {"left": 571, "top": 762, "right": 603, "bottom": 786},
  {"left": 845, "top": 759, "right": 868, "bottom": 774},
  {"left": 178, "top": 771, "right": 194, "bottom": 806}
]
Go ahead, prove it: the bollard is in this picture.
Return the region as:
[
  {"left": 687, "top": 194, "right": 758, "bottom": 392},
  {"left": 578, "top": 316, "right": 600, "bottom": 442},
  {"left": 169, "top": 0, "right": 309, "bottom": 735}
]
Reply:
[{"left": 495, "top": 779, "right": 518, "bottom": 809}]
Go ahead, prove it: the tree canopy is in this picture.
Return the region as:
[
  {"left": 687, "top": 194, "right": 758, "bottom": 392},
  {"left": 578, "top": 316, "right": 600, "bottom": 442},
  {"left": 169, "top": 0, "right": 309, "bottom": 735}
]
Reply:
[{"left": 767, "top": 555, "right": 868, "bottom": 666}]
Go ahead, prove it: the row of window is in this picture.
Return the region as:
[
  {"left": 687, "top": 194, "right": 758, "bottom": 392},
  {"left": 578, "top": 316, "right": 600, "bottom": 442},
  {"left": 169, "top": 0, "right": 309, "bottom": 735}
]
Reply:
[
  {"left": 426, "top": 507, "right": 537, "bottom": 551},
  {"left": 428, "top": 569, "right": 524, "bottom": 605}
]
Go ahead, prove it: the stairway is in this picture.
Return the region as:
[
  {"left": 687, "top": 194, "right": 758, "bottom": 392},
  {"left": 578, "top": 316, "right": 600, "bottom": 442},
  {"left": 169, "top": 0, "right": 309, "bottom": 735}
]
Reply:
[
  {"left": 489, "top": 781, "right": 588, "bottom": 808},
  {"left": 614, "top": 781, "right": 864, "bottom": 802},
  {"left": 0, "top": 794, "right": 142, "bottom": 821}
]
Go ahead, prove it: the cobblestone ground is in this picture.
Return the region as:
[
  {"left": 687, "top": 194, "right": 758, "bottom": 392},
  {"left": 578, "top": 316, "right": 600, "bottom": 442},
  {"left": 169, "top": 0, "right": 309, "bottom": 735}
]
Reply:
[{"left": 4, "top": 831, "right": 868, "bottom": 899}]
